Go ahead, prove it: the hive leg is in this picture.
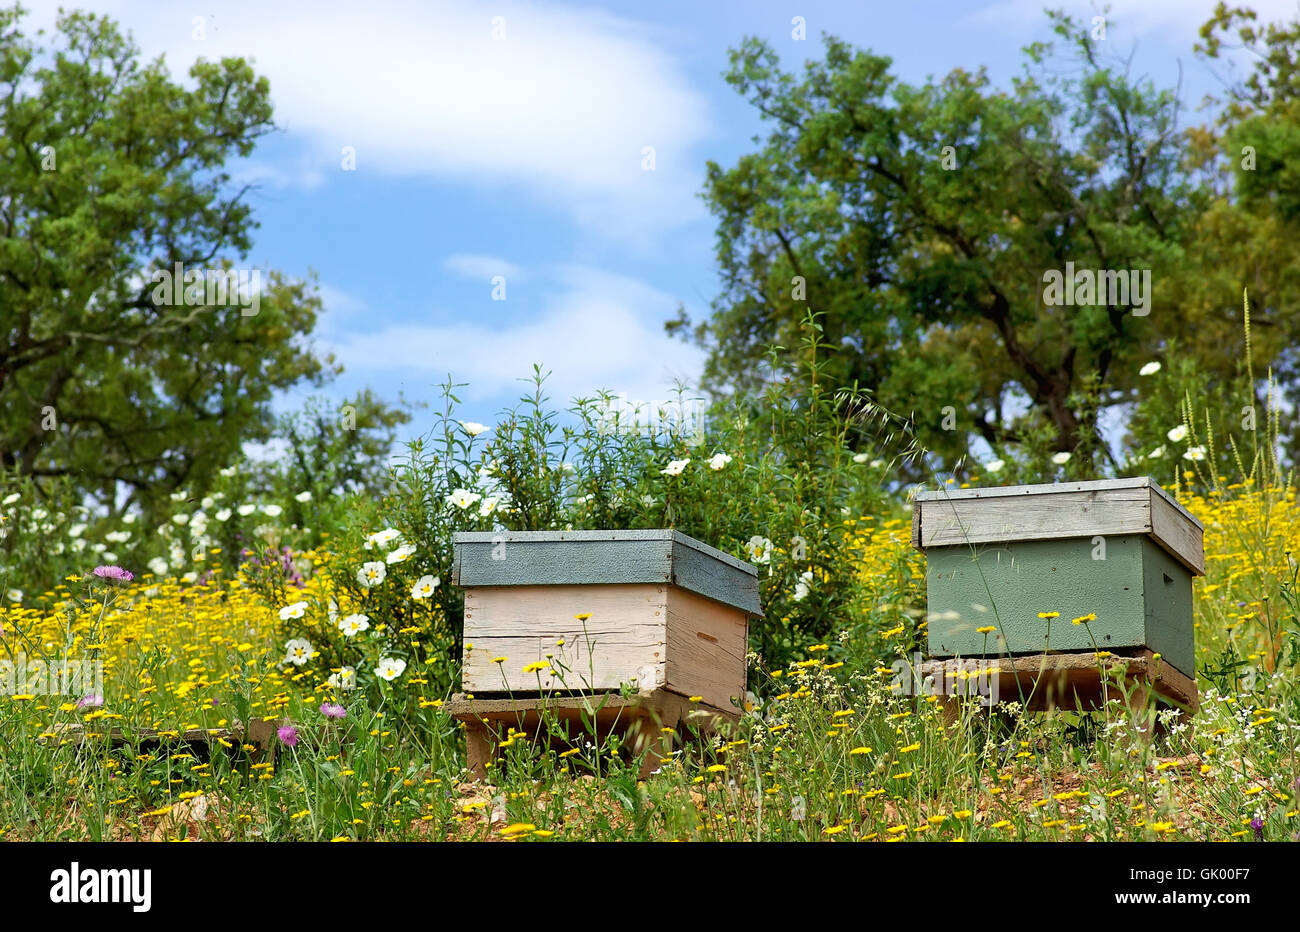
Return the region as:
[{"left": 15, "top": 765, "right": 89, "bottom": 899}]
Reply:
[
  {"left": 937, "top": 695, "right": 963, "bottom": 728},
  {"left": 463, "top": 717, "right": 494, "bottom": 781},
  {"left": 245, "top": 717, "right": 279, "bottom": 766},
  {"left": 1125, "top": 679, "right": 1157, "bottom": 743},
  {"left": 636, "top": 704, "right": 680, "bottom": 781}
]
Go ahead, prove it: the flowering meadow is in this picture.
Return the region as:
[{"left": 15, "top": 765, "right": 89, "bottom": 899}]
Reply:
[{"left": 2, "top": 336, "right": 1298, "bottom": 842}]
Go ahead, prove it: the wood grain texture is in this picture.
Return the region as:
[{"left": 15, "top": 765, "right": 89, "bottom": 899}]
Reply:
[
  {"left": 919, "top": 647, "right": 1197, "bottom": 713},
  {"left": 913, "top": 476, "right": 1203, "bottom": 573},
  {"left": 462, "top": 583, "right": 667, "bottom": 694},
  {"left": 664, "top": 585, "right": 748, "bottom": 711},
  {"left": 1149, "top": 491, "right": 1206, "bottom": 574}
]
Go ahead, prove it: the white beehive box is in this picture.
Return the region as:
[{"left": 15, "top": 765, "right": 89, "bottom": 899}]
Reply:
[{"left": 451, "top": 530, "right": 762, "bottom": 712}]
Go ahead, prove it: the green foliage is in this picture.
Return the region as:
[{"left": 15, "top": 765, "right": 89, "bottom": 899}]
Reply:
[
  {"left": 293, "top": 318, "right": 909, "bottom": 688},
  {"left": 687, "top": 7, "right": 1300, "bottom": 477},
  {"left": 0, "top": 390, "right": 408, "bottom": 601},
  {"left": 0, "top": 4, "right": 334, "bottom": 517},
  {"left": 691, "top": 15, "right": 1196, "bottom": 475}
]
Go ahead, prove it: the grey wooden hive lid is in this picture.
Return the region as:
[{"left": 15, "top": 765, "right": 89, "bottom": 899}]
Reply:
[
  {"left": 911, "top": 476, "right": 1205, "bottom": 575},
  {"left": 451, "top": 529, "right": 764, "bottom": 617}
]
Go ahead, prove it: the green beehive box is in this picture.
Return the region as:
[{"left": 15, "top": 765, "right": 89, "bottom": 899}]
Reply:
[{"left": 911, "top": 477, "right": 1204, "bottom": 679}]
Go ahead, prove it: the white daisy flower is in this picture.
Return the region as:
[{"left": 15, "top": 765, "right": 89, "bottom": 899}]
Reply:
[
  {"left": 366, "top": 528, "right": 402, "bottom": 549},
  {"left": 338, "top": 613, "right": 370, "bottom": 637},
  {"left": 1139, "top": 361, "right": 1161, "bottom": 376},
  {"left": 708, "top": 453, "right": 733, "bottom": 471},
  {"left": 446, "top": 489, "right": 482, "bottom": 510},
  {"left": 386, "top": 543, "right": 417, "bottom": 565},
  {"left": 1167, "top": 424, "right": 1189, "bottom": 443},
  {"left": 661, "top": 458, "right": 690, "bottom": 476},
  {"left": 852, "top": 453, "right": 870, "bottom": 464},
  {"left": 411, "top": 575, "right": 440, "bottom": 600},
  {"left": 984, "top": 459, "right": 1005, "bottom": 474},
  {"left": 357, "top": 561, "right": 387, "bottom": 588},
  {"left": 745, "top": 535, "right": 773, "bottom": 565},
  {"left": 283, "top": 638, "right": 313, "bottom": 666},
  {"left": 1051, "top": 451, "right": 1071, "bottom": 465},
  {"left": 460, "top": 421, "right": 489, "bottom": 437},
  {"left": 279, "top": 601, "right": 309, "bottom": 621},
  {"left": 295, "top": 491, "right": 313, "bottom": 503},
  {"left": 375, "top": 657, "right": 407, "bottom": 681},
  {"left": 794, "top": 570, "right": 813, "bottom": 602}
]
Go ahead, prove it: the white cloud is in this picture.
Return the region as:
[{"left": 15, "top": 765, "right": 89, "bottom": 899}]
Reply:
[
  {"left": 22, "top": 0, "right": 713, "bottom": 241},
  {"left": 316, "top": 283, "right": 367, "bottom": 318},
  {"left": 324, "top": 264, "right": 704, "bottom": 405},
  {"left": 444, "top": 254, "right": 524, "bottom": 282},
  {"left": 229, "top": 157, "right": 327, "bottom": 193}
]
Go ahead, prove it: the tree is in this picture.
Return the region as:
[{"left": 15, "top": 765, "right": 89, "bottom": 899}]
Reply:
[
  {"left": 269, "top": 390, "right": 413, "bottom": 501},
  {"left": 1176, "top": 4, "right": 1300, "bottom": 467},
  {"left": 682, "top": 13, "right": 1277, "bottom": 475},
  {"left": 0, "top": 5, "right": 334, "bottom": 515}
]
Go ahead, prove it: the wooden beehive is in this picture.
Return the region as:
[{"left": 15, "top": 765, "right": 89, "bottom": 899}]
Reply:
[
  {"left": 451, "top": 530, "right": 761, "bottom": 712},
  {"left": 912, "top": 477, "right": 1204, "bottom": 679}
]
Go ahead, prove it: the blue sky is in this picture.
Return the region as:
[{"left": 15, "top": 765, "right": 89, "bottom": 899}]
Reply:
[{"left": 26, "top": 0, "right": 1298, "bottom": 446}]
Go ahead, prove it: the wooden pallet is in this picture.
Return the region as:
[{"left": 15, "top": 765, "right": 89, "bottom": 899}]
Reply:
[
  {"left": 446, "top": 687, "right": 737, "bottom": 781},
  {"left": 42, "top": 717, "right": 281, "bottom": 763},
  {"left": 921, "top": 647, "right": 1197, "bottom": 730}
]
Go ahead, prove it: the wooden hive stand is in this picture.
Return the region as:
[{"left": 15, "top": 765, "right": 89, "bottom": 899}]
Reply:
[
  {"left": 446, "top": 687, "right": 737, "bottom": 781},
  {"left": 922, "top": 648, "right": 1198, "bottom": 733}
]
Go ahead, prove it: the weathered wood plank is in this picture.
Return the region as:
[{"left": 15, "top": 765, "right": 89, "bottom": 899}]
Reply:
[
  {"left": 664, "top": 585, "right": 748, "bottom": 711},
  {"left": 462, "top": 583, "right": 667, "bottom": 694},
  {"left": 918, "top": 647, "right": 1197, "bottom": 713},
  {"left": 917, "top": 486, "right": 1152, "bottom": 546},
  {"left": 1149, "top": 491, "right": 1206, "bottom": 574},
  {"left": 43, "top": 718, "right": 279, "bottom": 762},
  {"left": 913, "top": 477, "right": 1203, "bottom": 573}
]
